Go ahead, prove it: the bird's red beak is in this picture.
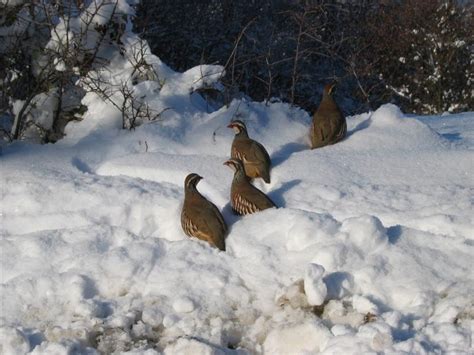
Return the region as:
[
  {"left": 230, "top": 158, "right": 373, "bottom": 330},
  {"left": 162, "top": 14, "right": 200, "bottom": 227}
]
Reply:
[{"left": 227, "top": 123, "right": 234, "bottom": 129}]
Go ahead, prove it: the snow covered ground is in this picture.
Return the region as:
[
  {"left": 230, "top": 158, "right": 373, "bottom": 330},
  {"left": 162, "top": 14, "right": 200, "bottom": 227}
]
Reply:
[{"left": 1, "top": 58, "right": 474, "bottom": 353}]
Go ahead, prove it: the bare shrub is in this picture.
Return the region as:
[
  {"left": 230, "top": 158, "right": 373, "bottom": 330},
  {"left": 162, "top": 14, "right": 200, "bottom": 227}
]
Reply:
[
  {"left": 364, "top": 0, "right": 473, "bottom": 113},
  {"left": 136, "top": 0, "right": 473, "bottom": 115},
  {"left": 0, "top": 0, "right": 134, "bottom": 142}
]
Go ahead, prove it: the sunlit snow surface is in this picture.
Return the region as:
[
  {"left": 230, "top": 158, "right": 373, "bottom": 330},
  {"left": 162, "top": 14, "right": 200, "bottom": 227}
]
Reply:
[{"left": 1, "top": 92, "right": 473, "bottom": 353}]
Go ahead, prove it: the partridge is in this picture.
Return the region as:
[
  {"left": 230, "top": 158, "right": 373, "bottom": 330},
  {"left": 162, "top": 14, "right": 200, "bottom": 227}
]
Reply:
[
  {"left": 228, "top": 120, "right": 271, "bottom": 183},
  {"left": 310, "top": 83, "right": 347, "bottom": 149},
  {"left": 181, "top": 173, "right": 227, "bottom": 250},
  {"left": 224, "top": 158, "right": 276, "bottom": 215}
]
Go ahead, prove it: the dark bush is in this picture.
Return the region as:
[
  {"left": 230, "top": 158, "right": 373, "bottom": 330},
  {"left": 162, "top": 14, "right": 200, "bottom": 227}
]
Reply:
[
  {"left": 135, "top": 0, "right": 473, "bottom": 115},
  {"left": 363, "top": 0, "right": 473, "bottom": 113}
]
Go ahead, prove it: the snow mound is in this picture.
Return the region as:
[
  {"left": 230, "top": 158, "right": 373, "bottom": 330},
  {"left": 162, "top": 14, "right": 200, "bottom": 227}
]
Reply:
[
  {"left": 1, "top": 34, "right": 473, "bottom": 353},
  {"left": 341, "top": 215, "right": 388, "bottom": 252},
  {"left": 370, "top": 103, "right": 405, "bottom": 124},
  {"left": 347, "top": 103, "right": 445, "bottom": 151}
]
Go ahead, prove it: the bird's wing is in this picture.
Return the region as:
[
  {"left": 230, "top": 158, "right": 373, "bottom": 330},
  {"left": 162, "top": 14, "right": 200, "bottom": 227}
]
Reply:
[
  {"left": 231, "top": 140, "right": 245, "bottom": 161},
  {"left": 245, "top": 183, "right": 276, "bottom": 210},
  {"left": 204, "top": 199, "right": 228, "bottom": 234},
  {"left": 312, "top": 114, "right": 331, "bottom": 143},
  {"left": 245, "top": 140, "right": 271, "bottom": 166},
  {"left": 233, "top": 192, "right": 261, "bottom": 215},
  {"left": 193, "top": 199, "right": 227, "bottom": 249},
  {"left": 254, "top": 188, "right": 276, "bottom": 209},
  {"left": 333, "top": 117, "right": 347, "bottom": 142},
  {"left": 181, "top": 209, "right": 199, "bottom": 237}
]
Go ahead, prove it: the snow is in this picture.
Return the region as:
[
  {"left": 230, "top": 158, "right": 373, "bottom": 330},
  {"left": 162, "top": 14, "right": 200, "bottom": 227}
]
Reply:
[
  {"left": 304, "top": 264, "right": 327, "bottom": 306},
  {"left": 1, "top": 39, "right": 474, "bottom": 354},
  {"left": 263, "top": 320, "right": 332, "bottom": 353},
  {"left": 172, "top": 297, "right": 195, "bottom": 314}
]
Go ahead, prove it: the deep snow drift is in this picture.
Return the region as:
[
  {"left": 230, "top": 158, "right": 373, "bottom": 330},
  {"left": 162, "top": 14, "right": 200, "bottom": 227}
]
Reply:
[{"left": 1, "top": 50, "right": 474, "bottom": 354}]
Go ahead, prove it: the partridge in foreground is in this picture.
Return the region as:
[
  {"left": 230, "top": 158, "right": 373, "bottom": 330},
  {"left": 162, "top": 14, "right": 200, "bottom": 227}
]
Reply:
[
  {"left": 224, "top": 158, "right": 276, "bottom": 215},
  {"left": 181, "top": 173, "right": 227, "bottom": 250},
  {"left": 228, "top": 120, "right": 272, "bottom": 183},
  {"left": 310, "top": 83, "right": 347, "bottom": 149}
]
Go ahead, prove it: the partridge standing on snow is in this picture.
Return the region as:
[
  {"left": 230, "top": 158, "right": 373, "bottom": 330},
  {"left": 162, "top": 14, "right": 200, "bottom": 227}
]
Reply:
[
  {"left": 181, "top": 173, "right": 227, "bottom": 250},
  {"left": 224, "top": 158, "right": 276, "bottom": 215},
  {"left": 310, "top": 83, "right": 347, "bottom": 149},
  {"left": 228, "top": 120, "right": 272, "bottom": 183}
]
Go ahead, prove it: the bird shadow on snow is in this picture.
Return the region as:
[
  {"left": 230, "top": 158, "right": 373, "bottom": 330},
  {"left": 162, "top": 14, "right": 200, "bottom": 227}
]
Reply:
[
  {"left": 221, "top": 203, "right": 242, "bottom": 229},
  {"left": 346, "top": 116, "right": 372, "bottom": 138},
  {"left": 387, "top": 225, "right": 403, "bottom": 244},
  {"left": 22, "top": 328, "right": 45, "bottom": 350},
  {"left": 324, "top": 271, "right": 354, "bottom": 298},
  {"left": 271, "top": 142, "right": 308, "bottom": 167},
  {"left": 71, "top": 157, "right": 94, "bottom": 174},
  {"left": 268, "top": 179, "right": 302, "bottom": 207},
  {"left": 220, "top": 180, "right": 301, "bottom": 229},
  {"left": 441, "top": 132, "right": 462, "bottom": 142}
]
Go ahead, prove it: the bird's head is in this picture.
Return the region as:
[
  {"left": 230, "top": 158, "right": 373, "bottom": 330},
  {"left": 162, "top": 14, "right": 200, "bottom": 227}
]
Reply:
[
  {"left": 223, "top": 158, "right": 245, "bottom": 174},
  {"left": 227, "top": 120, "right": 248, "bottom": 136},
  {"left": 184, "top": 173, "right": 203, "bottom": 190},
  {"left": 324, "top": 82, "right": 337, "bottom": 96}
]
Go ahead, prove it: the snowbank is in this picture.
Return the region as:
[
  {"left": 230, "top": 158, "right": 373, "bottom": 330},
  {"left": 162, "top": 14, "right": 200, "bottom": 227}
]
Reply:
[{"left": 1, "top": 36, "right": 473, "bottom": 354}]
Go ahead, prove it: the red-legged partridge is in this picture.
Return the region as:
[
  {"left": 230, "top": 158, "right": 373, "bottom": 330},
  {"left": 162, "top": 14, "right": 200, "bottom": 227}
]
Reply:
[
  {"left": 224, "top": 158, "right": 276, "bottom": 215},
  {"left": 228, "top": 120, "right": 271, "bottom": 183},
  {"left": 310, "top": 83, "right": 347, "bottom": 149},
  {"left": 181, "top": 173, "right": 227, "bottom": 250}
]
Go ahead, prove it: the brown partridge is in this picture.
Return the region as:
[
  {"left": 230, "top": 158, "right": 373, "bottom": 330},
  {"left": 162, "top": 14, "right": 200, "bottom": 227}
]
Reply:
[
  {"left": 310, "top": 83, "right": 347, "bottom": 149},
  {"left": 224, "top": 158, "right": 276, "bottom": 215},
  {"left": 181, "top": 173, "right": 227, "bottom": 250},
  {"left": 228, "top": 120, "right": 271, "bottom": 183}
]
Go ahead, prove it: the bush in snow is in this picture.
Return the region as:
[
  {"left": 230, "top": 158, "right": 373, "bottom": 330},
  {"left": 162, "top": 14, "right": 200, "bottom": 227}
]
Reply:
[
  {"left": 0, "top": 0, "right": 143, "bottom": 143},
  {"left": 358, "top": 0, "right": 473, "bottom": 114},
  {"left": 136, "top": 0, "right": 473, "bottom": 115},
  {"left": 135, "top": 0, "right": 377, "bottom": 113}
]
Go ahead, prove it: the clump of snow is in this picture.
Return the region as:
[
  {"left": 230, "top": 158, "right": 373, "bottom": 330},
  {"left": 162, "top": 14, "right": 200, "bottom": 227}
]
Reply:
[
  {"left": 0, "top": 327, "right": 31, "bottom": 355},
  {"left": 172, "top": 297, "right": 195, "bottom": 313},
  {"left": 304, "top": 264, "right": 327, "bottom": 306},
  {"left": 263, "top": 320, "right": 332, "bottom": 354},
  {"left": 352, "top": 295, "right": 379, "bottom": 315},
  {"left": 357, "top": 321, "right": 393, "bottom": 351},
  {"left": 340, "top": 215, "right": 388, "bottom": 253},
  {"left": 163, "top": 337, "right": 224, "bottom": 355},
  {"left": 141, "top": 307, "right": 163, "bottom": 328}
]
